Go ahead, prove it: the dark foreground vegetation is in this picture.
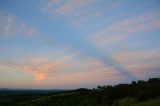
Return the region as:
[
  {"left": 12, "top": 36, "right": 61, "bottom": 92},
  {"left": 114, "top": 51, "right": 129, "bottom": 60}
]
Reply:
[{"left": 0, "top": 77, "right": 160, "bottom": 106}]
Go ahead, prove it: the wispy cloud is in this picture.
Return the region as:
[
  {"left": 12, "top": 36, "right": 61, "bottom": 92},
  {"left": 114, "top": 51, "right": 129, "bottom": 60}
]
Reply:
[
  {"left": 43, "top": 0, "right": 99, "bottom": 27},
  {"left": 0, "top": 49, "right": 80, "bottom": 81},
  {"left": 0, "top": 47, "right": 127, "bottom": 83},
  {"left": 0, "top": 12, "right": 14, "bottom": 36},
  {"left": 41, "top": 55, "right": 125, "bottom": 87},
  {"left": 91, "top": 11, "right": 160, "bottom": 47},
  {"left": 49, "top": 67, "right": 123, "bottom": 87},
  {"left": 44, "top": 0, "right": 95, "bottom": 14},
  {"left": 50, "top": 0, "right": 60, "bottom": 4},
  {"left": 0, "top": 11, "right": 39, "bottom": 37},
  {"left": 43, "top": 0, "right": 129, "bottom": 28},
  {"left": 113, "top": 49, "right": 160, "bottom": 79},
  {"left": 57, "top": 0, "right": 95, "bottom": 14},
  {"left": 128, "top": 61, "right": 160, "bottom": 80},
  {"left": 114, "top": 49, "right": 160, "bottom": 63}
]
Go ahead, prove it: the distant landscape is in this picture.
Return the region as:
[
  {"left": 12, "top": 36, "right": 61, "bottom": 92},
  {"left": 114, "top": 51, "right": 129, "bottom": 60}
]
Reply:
[{"left": 0, "top": 77, "right": 160, "bottom": 106}]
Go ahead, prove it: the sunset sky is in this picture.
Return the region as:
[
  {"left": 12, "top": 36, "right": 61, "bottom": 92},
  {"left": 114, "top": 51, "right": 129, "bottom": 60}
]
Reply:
[{"left": 0, "top": 0, "right": 160, "bottom": 89}]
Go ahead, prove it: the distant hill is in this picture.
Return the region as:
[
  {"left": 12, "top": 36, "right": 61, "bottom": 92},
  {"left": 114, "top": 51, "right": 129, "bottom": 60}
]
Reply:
[
  {"left": 0, "top": 88, "right": 70, "bottom": 94},
  {"left": 0, "top": 77, "right": 159, "bottom": 106}
]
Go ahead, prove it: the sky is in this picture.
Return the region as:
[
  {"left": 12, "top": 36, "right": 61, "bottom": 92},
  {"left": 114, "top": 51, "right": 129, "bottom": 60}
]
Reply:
[{"left": 0, "top": 0, "right": 160, "bottom": 89}]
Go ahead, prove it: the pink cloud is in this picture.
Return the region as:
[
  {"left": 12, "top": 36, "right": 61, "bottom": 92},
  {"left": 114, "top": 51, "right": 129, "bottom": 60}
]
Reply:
[
  {"left": 127, "top": 61, "right": 160, "bottom": 79},
  {"left": 50, "top": 0, "right": 60, "bottom": 4},
  {"left": 91, "top": 11, "right": 160, "bottom": 47},
  {"left": 0, "top": 47, "right": 125, "bottom": 83},
  {"left": 112, "top": 50, "right": 160, "bottom": 79},
  {"left": 114, "top": 49, "right": 160, "bottom": 63},
  {"left": 0, "top": 49, "right": 80, "bottom": 81},
  {"left": 34, "top": 72, "right": 47, "bottom": 81},
  {"left": 46, "top": 66, "right": 124, "bottom": 87}
]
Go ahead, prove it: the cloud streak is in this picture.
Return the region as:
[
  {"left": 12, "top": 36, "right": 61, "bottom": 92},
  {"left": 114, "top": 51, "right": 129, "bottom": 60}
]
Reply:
[
  {"left": 45, "top": 0, "right": 95, "bottom": 14},
  {"left": 57, "top": 0, "right": 95, "bottom": 14},
  {"left": 114, "top": 49, "right": 160, "bottom": 63},
  {"left": 43, "top": 0, "right": 99, "bottom": 27},
  {"left": 0, "top": 11, "right": 39, "bottom": 37},
  {"left": 112, "top": 49, "right": 160, "bottom": 79},
  {"left": 0, "top": 49, "right": 81, "bottom": 81},
  {"left": 91, "top": 11, "right": 160, "bottom": 47},
  {"left": 0, "top": 47, "right": 129, "bottom": 83}
]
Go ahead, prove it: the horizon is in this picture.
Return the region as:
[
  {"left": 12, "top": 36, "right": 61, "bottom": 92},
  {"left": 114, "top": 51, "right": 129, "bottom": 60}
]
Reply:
[
  {"left": 0, "top": 0, "right": 160, "bottom": 89},
  {"left": 0, "top": 77, "right": 159, "bottom": 90}
]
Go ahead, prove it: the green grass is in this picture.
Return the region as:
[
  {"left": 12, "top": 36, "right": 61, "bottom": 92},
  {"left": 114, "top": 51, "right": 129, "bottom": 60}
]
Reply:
[
  {"left": 115, "top": 97, "right": 137, "bottom": 106},
  {"left": 133, "top": 98, "right": 160, "bottom": 106}
]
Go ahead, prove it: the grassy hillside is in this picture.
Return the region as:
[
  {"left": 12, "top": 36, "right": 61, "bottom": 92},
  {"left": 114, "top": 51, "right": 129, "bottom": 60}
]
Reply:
[{"left": 133, "top": 98, "right": 160, "bottom": 106}]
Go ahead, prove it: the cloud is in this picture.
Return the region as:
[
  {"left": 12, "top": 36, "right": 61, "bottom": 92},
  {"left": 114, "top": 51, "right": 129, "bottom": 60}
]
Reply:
[
  {"left": 91, "top": 11, "right": 160, "bottom": 47},
  {"left": 44, "top": 0, "right": 95, "bottom": 14},
  {"left": 0, "top": 11, "right": 39, "bottom": 37},
  {"left": 0, "top": 47, "right": 127, "bottom": 83},
  {"left": 113, "top": 49, "right": 160, "bottom": 79},
  {"left": 43, "top": 0, "right": 130, "bottom": 28},
  {"left": 50, "top": 0, "right": 60, "bottom": 4},
  {"left": 43, "top": 0, "right": 99, "bottom": 27},
  {"left": 49, "top": 67, "right": 123, "bottom": 87},
  {"left": 43, "top": 0, "right": 160, "bottom": 45},
  {"left": 20, "top": 50, "right": 78, "bottom": 81},
  {"left": 72, "top": 50, "right": 137, "bottom": 81},
  {"left": 0, "top": 49, "right": 80, "bottom": 81},
  {"left": 0, "top": 12, "right": 14, "bottom": 35},
  {"left": 2, "top": 44, "right": 154, "bottom": 86},
  {"left": 56, "top": 0, "right": 95, "bottom": 14},
  {"left": 128, "top": 61, "right": 160, "bottom": 80},
  {"left": 114, "top": 49, "right": 160, "bottom": 63},
  {"left": 41, "top": 54, "right": 126, "bottom": 87},
  {"left": 35, "top": 72, "right": 47, "bottom": 81}
]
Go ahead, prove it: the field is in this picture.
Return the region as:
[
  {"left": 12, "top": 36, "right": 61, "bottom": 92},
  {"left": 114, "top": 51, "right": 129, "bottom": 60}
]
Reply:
[{"left": 133, "top": 98, "right": 160, "bottom": 106}]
